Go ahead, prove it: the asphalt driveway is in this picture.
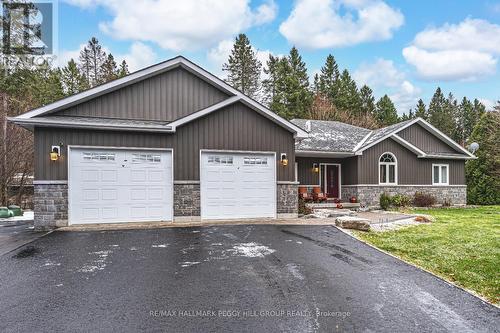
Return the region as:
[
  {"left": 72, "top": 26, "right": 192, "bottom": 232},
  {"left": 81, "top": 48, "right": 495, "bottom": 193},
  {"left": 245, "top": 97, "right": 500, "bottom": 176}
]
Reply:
[{"left": 0, "top": 225, "right": 498, "bottom": 332}]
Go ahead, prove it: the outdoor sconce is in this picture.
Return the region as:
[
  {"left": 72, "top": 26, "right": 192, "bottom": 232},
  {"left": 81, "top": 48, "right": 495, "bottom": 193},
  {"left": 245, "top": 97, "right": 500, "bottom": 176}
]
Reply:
[
  {"left": 313, "top": 163, "right": 319, "bottom": 173},
  {"left": 280, "top": 153, "right": 288, "bottom": 166},
  {"left": 50, "top": 145, "right": 61, "bottom": 162}
]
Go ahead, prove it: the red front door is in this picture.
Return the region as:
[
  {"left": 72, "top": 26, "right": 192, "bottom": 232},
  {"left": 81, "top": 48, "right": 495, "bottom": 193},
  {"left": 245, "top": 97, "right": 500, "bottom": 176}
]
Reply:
[{"left": 326, "top": 165, "right": 339, "bottom": 198}]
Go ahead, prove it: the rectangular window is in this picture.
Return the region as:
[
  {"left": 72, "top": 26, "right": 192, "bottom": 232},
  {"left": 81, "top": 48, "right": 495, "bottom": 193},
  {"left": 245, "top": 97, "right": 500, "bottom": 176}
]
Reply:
[
  {"left": 207, "top": 155, "right": 233, "bottom": 165},
  {"left": 388, "top": 165, "right": 395, "bottom": 183},
  {"left": 132, "top": 153, "right": 161, "bottom": 163},
  {"left": 380, "top": 165, "right": 387, "bottom": 183},
  {"left": 432, "top": 164, "right": 449, "bottom": 185},
  {"left": 83, "top": 152, "right": 115, "bottom": 161},
  {"left": 243, "top": 157, "right": 268, "bottom": 165}
]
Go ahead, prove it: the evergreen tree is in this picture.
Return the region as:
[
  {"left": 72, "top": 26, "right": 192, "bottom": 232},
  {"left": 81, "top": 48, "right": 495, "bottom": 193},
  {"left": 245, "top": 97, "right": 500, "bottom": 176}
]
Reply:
[
  {"left": 359, "top": 85, "right": 375, "bottom": 116},
  {"left": 262, "top": 54, "right": 281, "bottom": 106},
  {"left": 428, "top": 87, "right": 455, "bottom": 137},
  {"left": 61, "top": 59, "right": 88, "bottom": 95},
  {"left": 465, "top": 111, "right": 500, "bottom": 204},
  {"left": 335, "top": 69, "right": 362, "bottom": 114},
  {"left": 222, "top": 34, "right": 262, "bottom": 99},
  {"left": 119, "top": 60, "right": 129, "bottom": 77},
  {"left": 375, "top": 95, "right": 398, "bottom": 126},
  {"left": 399, "top": 110, "right": 415, "bottom": 121},
  {"left": 414, "top": 99, "right": 427, "bottom": 119},
  {"left": 101, "top": 54, "right": 119, "bottom": 82},
  {"left": 318, "top": 54, "right": 340, "bottom": 101},
  {"left": 494, "top": 100, "right": 500, "bottom": 112},
  {"left": 312, "top": 73, "right": 320, "bottom": 95},
  {"left": 79, "top": 37, "right": 107, "bottom": 87}
]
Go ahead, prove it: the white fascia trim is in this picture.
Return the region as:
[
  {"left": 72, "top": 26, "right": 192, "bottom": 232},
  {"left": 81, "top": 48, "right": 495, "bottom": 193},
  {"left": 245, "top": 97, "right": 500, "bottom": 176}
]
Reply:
[
  {"left": 418, "top": 154, "right": 475, "bottom": 160},
  {"left": 168, "top": 96, "right": 240, "bottom": 130},
  {"left": 352, "top": 131, "right": 373, "bottom": 153},
  {"left": 341, "top": 184, "right": 467, "bottom": 187},
  {"left": 391, "top": 134, "right": 426, "bottom": 156},
  {"left": 295, "top": 150, "right": 355, "bottom": 157},
  {"left": 416, "top": 118, "right": 475, "bottom": 158},
  {"left": 354, "top": 118, "right": 421, "bottom": 154},
  {"left": 7, "top": 117, "right": 174, "bottom": 133}
]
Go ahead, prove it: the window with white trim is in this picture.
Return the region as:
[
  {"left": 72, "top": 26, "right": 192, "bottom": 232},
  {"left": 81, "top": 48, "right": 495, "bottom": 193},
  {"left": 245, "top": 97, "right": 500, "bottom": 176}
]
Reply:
[
  {"left": 132, "top": 153, "right": 161, "bottom": 163},
  {"left": 243, "top": 157, "right": 268, "bottom": 165},
  {"left": 83, "top": 152, "right": 115, "bottom": 161},
  {"left": 432, "top": 164, "right": 449, "bottom": 185},
  {"left": 379, "top": 152, "right": 397, "bottom": 184},
  {"left": 207, "top": 156, "right": 233, "bottom": 165}
]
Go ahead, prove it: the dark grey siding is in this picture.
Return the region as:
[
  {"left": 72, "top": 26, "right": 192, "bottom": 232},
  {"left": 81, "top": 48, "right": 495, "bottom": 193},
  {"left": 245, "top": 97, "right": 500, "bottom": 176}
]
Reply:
[
  {"left": 357, "top": 138, "right": 465, "bottom": 185},
  {"left": 296, "top": 157, "right": 357, "bottom": 185},
  {"left": 397, "top": 123, "right": 458, "bottom": 154},
  {"left": 54, "top": 67, "right": 229, "bottom": 121},
  {"left": 35, "top": 102, "right": 295, "bottom": 182}
]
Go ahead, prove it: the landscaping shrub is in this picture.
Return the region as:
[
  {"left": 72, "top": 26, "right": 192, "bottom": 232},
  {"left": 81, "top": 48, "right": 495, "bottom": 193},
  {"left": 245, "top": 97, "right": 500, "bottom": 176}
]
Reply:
[
  {"left": 413, "top": 192, "right": 436, "bottom": 207},
  {"left": 442, "top": 198, "right": 452, "bottom": 207},
  {"left": 298, "top": 197, "right": 312, "bottom": 215},
  {"left": 379, "top": 192, "right": 392, "bottom": 210},
  {"left": 391, "top": 194, "right": 411, "bottom": 207}
]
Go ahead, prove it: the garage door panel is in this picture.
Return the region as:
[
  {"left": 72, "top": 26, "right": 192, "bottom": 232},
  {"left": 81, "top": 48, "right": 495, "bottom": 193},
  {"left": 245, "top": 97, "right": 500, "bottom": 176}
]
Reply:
[
  {"left": 69, "top": 148, "right": 172, "bottom": 224},
  {"left": 201, "top": 152, "right": 275, "bottom": 219}
]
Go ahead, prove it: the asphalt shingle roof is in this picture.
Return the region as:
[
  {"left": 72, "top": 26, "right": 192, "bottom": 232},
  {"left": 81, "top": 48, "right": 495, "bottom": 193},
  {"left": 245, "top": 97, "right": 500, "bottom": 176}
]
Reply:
[
  {"left": 358, "top": 119, "right": 414, "bottom": 150},
  {"left": 38, "top": 116, "right": 171, "bottom": 129},
  {"left": 291, "top": 119, "right": 371, "bottom": 152}
]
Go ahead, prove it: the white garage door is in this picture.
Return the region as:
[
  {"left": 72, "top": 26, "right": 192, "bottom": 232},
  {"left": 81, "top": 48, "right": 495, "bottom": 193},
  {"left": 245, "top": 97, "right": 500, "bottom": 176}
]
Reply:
[
  {"left": 69, "top": 148, "right": 173, "bottom": 224},
  {"left": 200, "top": 152, "right": 276, "bottom": 219}
]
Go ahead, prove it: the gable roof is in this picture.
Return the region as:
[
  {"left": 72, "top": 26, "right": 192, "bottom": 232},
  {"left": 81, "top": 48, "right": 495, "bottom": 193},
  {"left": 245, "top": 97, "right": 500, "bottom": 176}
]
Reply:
[
  {"left": 9, "top": 56, "right": 308, "bottom": 139},
  {"left": 291, "top": 119, "right": 370, "bottom": 152},
  {"left": 292, "top": 117, "right": 475, "bottom": 159}
]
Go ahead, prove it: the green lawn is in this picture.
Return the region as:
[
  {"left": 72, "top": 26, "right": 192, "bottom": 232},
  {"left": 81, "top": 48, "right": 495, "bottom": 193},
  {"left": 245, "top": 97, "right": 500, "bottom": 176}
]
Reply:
[{"left": 354, "top": 206, "right": 500, "bottom": 305}]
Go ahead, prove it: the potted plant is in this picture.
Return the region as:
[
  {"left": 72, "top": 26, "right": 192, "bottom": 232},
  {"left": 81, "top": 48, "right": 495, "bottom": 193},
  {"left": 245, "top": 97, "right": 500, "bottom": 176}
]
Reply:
[{"left": 349, "top": 196, "right": 357, "bottom": 203}]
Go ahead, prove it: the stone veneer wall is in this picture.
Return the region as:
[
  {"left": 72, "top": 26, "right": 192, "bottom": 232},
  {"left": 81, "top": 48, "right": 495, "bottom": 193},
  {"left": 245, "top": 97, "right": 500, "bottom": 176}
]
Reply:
[
  {"left": 342, "top": 185, "right": 467, "bottom": 207},
  {"left": 277, "top": 183, "right": 299, "bottom": 217},
  {"left": 173, "top": 183, "right": 200, "bottom": 217},
  {"left": 34, "top": 183, "right": 68, "bottom": 230}
]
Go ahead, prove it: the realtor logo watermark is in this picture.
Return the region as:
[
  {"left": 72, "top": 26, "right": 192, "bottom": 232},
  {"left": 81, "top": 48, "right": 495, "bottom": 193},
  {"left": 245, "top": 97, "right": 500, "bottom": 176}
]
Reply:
[{"left": 1, "top": 0, "right": 57, "bottom": 68}]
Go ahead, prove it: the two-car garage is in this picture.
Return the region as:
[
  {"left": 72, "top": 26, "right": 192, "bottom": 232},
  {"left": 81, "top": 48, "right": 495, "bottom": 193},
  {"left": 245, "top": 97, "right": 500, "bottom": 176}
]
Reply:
[{"left": 68, "top": 147, "right": 276, "bottom": 224}]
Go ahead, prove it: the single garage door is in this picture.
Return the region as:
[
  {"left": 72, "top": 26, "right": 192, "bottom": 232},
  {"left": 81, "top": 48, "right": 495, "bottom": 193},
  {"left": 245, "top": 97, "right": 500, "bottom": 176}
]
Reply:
[
  {"left": 200, "top": 152, "right": 276, "bottom": 219},
  {"left": 69, "top": 147, "right": 173, "bottom": 224}
]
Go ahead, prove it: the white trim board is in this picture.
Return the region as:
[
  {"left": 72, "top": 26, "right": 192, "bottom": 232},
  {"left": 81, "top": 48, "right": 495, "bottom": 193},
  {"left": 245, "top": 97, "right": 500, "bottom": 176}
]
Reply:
[
  {"left": 11, "top": 56, "right": 308, "bottom": 139},
  {"left": 341, "top": 184, "right": 466, "bottom": 187}
]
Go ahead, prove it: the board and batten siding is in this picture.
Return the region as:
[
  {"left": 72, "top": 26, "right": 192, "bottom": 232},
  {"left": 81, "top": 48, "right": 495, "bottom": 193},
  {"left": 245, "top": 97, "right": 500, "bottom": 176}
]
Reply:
[
  {"left": 397, "top": 123, "right": 458, "bottom": 154},
  {"left": 35, "top": 102, "right": 295, "bottom": 182},
  {"left": 54, "top": 66, "right": 229, "bottom": 121},
  {"left": 296, "top": 157, "right": 357, "bottom": 185},
  {"left": 357, "top": 138, "right": 465, "bottom": 185}
]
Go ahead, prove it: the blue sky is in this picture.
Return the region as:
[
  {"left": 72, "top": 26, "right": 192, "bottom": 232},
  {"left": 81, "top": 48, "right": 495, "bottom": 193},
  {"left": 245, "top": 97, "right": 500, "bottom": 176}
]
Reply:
[{"left": 57, "top": 0, "right": 500, "bottom": 114}]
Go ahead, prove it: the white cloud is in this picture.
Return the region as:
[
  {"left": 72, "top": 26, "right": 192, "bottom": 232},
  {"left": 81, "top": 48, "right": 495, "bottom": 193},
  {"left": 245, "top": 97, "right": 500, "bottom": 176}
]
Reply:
[
  {"left": 353, "top": 58, "right": 421, "bottom": 114},
  {"left": 478, "top": 98, "right": 495, "bottom": 111},
  {"left": 403, "top": 18, "right": 500, "bottom": 81},
  {"left": 56, "top": 42, "right": 157, "bottom": 72},
  {"left": 63, "top": 0, "right": 277, "bottom": 52},
  {"left": 279, "top": 0, "right": 404, "bottom": 48}
]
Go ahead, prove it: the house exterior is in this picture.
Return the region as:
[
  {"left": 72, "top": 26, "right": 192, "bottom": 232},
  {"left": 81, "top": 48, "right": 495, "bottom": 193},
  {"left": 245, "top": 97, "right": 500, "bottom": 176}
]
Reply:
[
  {"left": 292, "top": 119, "right": 475, "bottom": 206},
  {"left": 9, "top": 56, "right": 307, "bottom": 229},
  {"left": 9, "top": 56, "right": 474, "bottom": 230}
]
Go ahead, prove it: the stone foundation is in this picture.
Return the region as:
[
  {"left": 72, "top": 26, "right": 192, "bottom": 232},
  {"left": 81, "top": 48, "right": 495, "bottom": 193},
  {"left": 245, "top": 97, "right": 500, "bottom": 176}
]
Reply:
[
  {"left": 174, "top": 183, "right": 200, "bottom": 217},
  {"left": 34, "top": 183, "right": 68, "bottom": 230},
  {"left": 277, "top": 183, "right": 298, "bottom": 217},
  {"left": 342, "top": 185, "right": 467, "bottom": 207}
]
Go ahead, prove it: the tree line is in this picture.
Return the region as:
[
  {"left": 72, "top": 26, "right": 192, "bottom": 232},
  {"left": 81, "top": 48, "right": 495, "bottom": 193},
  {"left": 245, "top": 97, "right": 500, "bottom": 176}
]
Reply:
[{"left": 223, "top": 34, "right": 488, "bottom": 137}]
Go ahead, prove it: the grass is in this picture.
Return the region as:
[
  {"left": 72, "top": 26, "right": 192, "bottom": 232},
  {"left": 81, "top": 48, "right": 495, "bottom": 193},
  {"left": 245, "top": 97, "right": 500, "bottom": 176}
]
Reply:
[{"left": 354, "top": 206, "right": 500, "bottom": 305}]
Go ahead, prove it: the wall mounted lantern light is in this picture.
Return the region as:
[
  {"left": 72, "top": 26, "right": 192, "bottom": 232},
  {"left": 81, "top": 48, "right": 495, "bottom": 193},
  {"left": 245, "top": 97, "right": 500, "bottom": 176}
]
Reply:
[
  {"left": 313, "top": 163, "right": 319, "bottom": 173},
  {"left": 280, "top": 153, "right": 288, "bottom": 166},
  {"left": 50, "top": 145, "right": 61, "bottom": 162}
]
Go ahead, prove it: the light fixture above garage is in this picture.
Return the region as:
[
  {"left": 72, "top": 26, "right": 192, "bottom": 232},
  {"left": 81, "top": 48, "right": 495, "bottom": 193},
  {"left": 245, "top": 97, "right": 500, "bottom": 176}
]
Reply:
[
  {"left": 280, "top": 153, "right": 288, "bottom": 166},
  {"left": 313, "top": 163, "right": 319, "bottom": 173},
  {"left": 50, "top": 145, "right": 61, "bottom": 161}
]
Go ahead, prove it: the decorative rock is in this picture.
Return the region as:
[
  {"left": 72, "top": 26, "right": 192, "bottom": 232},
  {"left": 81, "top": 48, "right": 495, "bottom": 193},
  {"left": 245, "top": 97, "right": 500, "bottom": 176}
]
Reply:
[
  {"left": 335, "top": 216, "right": 371, "bottom": 231},
  {"left": 303, "top": 214, "right": 318, "bottom": 219},
  {"left": 327, "top": 210, "right": 355, "bottom": 218}
]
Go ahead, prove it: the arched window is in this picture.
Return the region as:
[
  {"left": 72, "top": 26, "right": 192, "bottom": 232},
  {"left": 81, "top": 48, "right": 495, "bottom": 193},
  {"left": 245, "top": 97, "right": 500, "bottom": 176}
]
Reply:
[{"left": 379, "top": 152, "right": 397, "bottom": 185}]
